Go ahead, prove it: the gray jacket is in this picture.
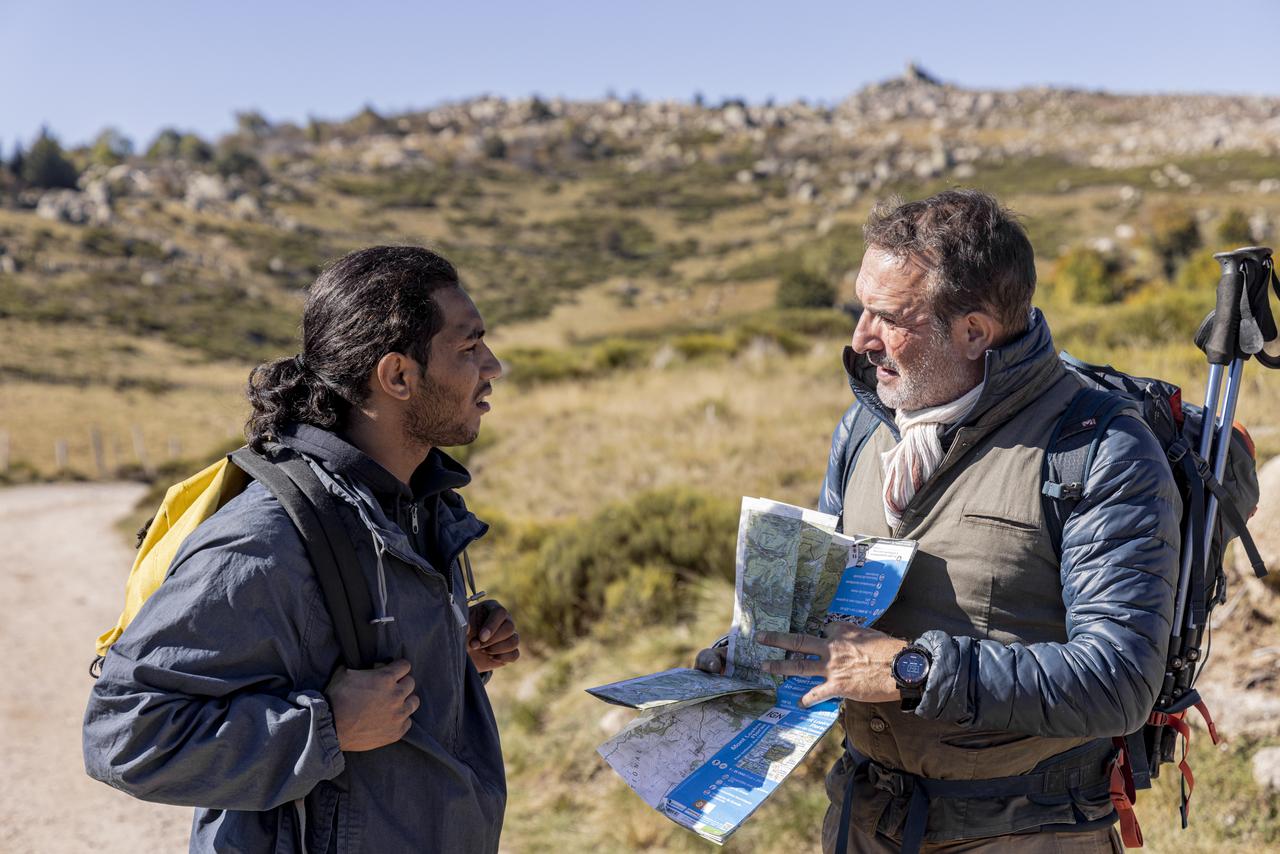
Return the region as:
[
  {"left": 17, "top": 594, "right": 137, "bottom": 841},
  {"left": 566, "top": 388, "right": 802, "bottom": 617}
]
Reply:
[{"left": 83, "top": 425, "right": 505, "bottom": 853}]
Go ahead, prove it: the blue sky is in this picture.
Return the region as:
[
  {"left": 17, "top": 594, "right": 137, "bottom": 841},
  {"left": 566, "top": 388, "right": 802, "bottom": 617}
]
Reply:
[{"left": 4, "top": 0, "right": 1279, "bottom": 151}]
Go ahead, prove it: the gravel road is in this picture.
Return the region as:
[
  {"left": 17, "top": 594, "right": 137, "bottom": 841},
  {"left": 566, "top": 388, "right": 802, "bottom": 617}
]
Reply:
[{"left": 0, "top": 483, "right": 190, "bottom": 853}]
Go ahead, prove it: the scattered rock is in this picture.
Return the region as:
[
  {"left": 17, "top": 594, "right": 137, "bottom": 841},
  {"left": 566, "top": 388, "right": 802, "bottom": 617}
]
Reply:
[
  {"left": 35, "top": 189, "right": 111, "bottom": 225},
  {"left": 183, "top": 173, "right": 231, "bottom": 211},
  {"left": 1253, "top": 746, "right": 1280, "bottom": 792},
  {"left": 232, "top": 194, "right": 263, "bottom": 220}
]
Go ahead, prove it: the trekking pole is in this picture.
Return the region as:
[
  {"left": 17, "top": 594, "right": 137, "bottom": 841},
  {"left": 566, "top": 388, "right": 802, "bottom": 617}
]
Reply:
[{"left": 1166, "top": 247, "right": 1278, "bottom": 704}]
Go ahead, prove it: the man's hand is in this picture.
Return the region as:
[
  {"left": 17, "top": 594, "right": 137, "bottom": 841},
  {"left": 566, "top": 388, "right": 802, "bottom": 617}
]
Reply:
[
  {"left": 757, "top": 624, "right": 906, "bottom": 707},
  {"left": 326, "top": 659, "right": 418, "bottom": 752},
  {"left": 467, "top": 599, "right": 520, "bottom": 673}
]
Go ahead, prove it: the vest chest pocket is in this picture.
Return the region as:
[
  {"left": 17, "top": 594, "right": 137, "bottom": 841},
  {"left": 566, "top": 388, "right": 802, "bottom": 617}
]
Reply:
[{"left": 960, "top": 498, "right": 1043, "bottom": 539}]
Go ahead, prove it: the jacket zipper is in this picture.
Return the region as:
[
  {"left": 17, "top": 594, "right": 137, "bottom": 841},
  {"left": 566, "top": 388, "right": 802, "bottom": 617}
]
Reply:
[{"left": 410, "top": 503, "right": 419, "bottom": 535}]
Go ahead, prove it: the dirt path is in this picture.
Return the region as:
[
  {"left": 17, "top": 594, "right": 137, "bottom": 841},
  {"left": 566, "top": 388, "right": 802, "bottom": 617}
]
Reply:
[{"left": 0, "top": 483, "right": 190, "bottom": 853}]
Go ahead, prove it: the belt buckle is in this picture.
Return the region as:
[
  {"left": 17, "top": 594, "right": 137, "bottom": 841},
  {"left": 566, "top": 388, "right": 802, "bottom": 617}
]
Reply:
[{"left": 868, "top": 762, "right": 908, "bottom": 797}]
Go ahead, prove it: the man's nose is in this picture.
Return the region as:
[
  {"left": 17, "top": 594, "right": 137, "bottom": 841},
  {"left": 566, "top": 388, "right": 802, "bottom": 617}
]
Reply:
[
  {"left": 481, "top": 344, "right": 503, "bottom": 380},
  {"left": 850, "top": 310, "right": 878, "bottom": 355}
]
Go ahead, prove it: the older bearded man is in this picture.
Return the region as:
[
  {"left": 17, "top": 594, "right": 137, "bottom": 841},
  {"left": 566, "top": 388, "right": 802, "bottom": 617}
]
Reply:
[{"left": 701, "top": 190, "right": 1180, "bottom": 854}]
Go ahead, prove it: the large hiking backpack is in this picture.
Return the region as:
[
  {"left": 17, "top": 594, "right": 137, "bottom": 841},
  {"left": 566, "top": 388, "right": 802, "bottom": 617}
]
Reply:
[
  {"left": 828, "top": 350, "right": 1266, "bottom": 846},
  {"left": 92, "top": 444, "right": 382, "bottom": 676},
  {"left": 1041, "top": 352, "right": 1265, "bottom": 845}
]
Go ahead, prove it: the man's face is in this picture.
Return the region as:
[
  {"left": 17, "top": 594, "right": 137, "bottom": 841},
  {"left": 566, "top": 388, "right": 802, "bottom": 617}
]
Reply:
[
  {"left": 404, "top": 286, "right": 502, "bottom": 448},
  {"left": 851, "top": 248, "right": 982, "bottom": 411}
]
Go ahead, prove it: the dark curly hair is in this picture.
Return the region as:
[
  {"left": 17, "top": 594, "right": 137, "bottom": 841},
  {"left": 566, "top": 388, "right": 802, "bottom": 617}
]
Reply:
[
  {"left": 245, "top": 245, "right": 460, "bottom": 451},
  {"left": 863, "top": 189, "right": 1036, "bottom": 335}
]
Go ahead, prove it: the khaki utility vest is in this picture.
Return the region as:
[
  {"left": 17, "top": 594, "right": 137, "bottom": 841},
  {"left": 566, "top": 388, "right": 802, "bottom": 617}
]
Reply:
[{"left": 840, "top": 355, "right": 1093, "bottom": 780}]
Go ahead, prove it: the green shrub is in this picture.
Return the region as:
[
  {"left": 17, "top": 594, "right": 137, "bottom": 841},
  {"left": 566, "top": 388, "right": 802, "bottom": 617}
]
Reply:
[
  {"left": 591, "top": 338, "right": 649, "bottom": 370},
  {"left": 776, "top": 268, "right": 836, "bottom": 309},
  {"left": 1053, "top": 284, "right": 1213, "bottom": 351},
  {"left": 1215, "top": 208, "right": 1254, "bottom": 250},
  {"left": 1148, "top": 204, "right": 1201, "bottom": 278},
  {"left": 503, "top": 346, "right": 593, "bottom": 384},
  {"left": 145, "top": 129, "right": 181, "bottom": 160},
  {"left": 327, "top": 169, "right": 456, "bottom": 208},
  {"left": 89, "top": 128, "right": 133, "bottom": 168},
  {"left": 498, "top": 488, "right": 738, "bottom": 647},
  {"left": 178, "top": 134, "right": 214, "bottom": 163},
  {"left": 546, "top": 214, "right": 659, "bottom": 261},
  {"left": 214, "top": 148, "right": 267, "bottom": 185},
  {"left": 1175, "top": 252, "right": 1225, "bottom": 294},
  {"left": 79, "top": 227, "right": 163, "bottom": 260},
  {"left": 672, "top": 332, "right": 737, "bottom": 360},
  {"left": 1052, "top": 246, "right": 1127, "bottom": 304},
  {"left": 482, "top": 134, "right": 507, "bottom": 160}
]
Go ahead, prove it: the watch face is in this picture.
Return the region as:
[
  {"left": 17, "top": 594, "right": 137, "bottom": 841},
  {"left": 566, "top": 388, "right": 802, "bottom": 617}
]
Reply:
[{"left": 894, "top": 650, "right": 929, "bottom": 686}]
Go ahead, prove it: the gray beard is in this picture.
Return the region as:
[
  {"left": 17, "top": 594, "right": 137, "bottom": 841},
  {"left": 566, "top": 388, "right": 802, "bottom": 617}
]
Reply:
[{"left": 874, "top": 333, "right": 980, "bottom": 412}]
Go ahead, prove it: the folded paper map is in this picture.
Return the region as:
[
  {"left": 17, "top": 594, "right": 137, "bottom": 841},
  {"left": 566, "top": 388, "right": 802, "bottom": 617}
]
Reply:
[{"left": 589, "top": 497, "right": 918, "bottom": 845}]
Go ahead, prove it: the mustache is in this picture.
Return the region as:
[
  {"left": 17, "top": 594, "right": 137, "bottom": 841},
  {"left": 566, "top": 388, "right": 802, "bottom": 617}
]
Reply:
[
  {"left": 475, "top": 383, "right": 493, "bottom": 400},
  {"left": 868, "top": 352, "right": 899, "bottom": 372}
]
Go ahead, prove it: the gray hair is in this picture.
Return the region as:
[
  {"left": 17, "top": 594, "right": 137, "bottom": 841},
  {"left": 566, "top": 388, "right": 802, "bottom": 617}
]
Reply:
[{"left": 862, "top": 189, "right": 1036, "bottom": 334}]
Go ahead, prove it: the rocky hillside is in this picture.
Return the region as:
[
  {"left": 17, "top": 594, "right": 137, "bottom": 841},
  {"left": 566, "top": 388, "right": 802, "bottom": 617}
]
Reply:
[{"left": 1, "top": 65, "right": 1279, "bottom": 478}]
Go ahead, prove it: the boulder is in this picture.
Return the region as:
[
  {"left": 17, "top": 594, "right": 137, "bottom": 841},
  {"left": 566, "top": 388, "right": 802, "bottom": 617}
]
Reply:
[
  {"left": 1253, "top": 746, "right": 1280, "bottom": 792},
  {"left": 35, "top": 189, "right": 110, "bottom": 225},
  {"left": 184, "top": 173, "right": 231, "bottom": 211},
  {"left": 1237, "top": 455, "right": 1280, "bottom": 592}
]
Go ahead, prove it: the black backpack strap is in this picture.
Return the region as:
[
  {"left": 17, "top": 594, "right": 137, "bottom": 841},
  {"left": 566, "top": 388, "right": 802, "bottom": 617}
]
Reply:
[
  {"left": 1199, "top": 462, "right": 1267, "bottom": 579},
  {"left": 1041, "top": 388, "right": 1135, "bottom": 556},
  {"left": 230, "top": 447, "right": 378, "bottom": 670}
]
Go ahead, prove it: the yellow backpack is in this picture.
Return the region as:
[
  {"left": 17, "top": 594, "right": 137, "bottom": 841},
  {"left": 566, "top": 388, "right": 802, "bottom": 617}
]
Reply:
[
  {"left": 94, "top": 456, "right": 249, "bottom": 659},
  {"left": 92, "top": 446, "right": 378, "bottom": 674}
]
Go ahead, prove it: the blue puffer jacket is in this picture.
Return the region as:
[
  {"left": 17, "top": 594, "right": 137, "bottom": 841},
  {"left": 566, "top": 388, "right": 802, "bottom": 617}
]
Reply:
[{"left": 820, "top": 309, "right": 1180, "bottom": 752}]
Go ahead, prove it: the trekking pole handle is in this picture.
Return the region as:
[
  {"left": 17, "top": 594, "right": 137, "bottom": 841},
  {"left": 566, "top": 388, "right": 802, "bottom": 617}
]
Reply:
[
  {"left": 1200, "top": 247, "right": 1279, "bottom": 367},
  {"left": 1201, "top": 252, "right": 1247, "bottom": 365}
]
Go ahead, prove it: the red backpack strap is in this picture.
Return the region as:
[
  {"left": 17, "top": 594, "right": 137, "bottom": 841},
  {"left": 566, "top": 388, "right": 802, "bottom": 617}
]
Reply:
[{"left": 1109, "top": 737, "right": 1145, "bottom": 848}]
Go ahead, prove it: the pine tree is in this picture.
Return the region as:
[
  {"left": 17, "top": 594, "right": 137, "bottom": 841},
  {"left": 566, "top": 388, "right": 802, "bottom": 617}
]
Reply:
[{"left": 22, "top": 129, "right": 79, "bottom": 189}]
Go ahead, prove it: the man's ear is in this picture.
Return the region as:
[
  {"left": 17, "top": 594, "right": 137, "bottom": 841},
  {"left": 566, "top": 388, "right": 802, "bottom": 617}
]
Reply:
[
  {"left": 373, "top": 352, "right": 416, "bottom": 402},
  {"left": 960, "top": 311, "right": 1002, "bottom": 360}
]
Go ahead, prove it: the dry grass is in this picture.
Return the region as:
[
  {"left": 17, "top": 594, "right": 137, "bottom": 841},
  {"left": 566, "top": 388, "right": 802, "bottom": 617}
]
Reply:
[
  {"left": 0, "top": 319, "right": 248, "bottom": 480},
  {"left": 467, "top": 340, "right": 847, "bottom": 521}
]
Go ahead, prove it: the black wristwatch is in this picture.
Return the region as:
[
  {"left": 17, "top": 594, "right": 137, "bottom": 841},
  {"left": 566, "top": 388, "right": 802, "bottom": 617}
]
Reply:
[{"left": 891, "top": 644, "right": 932, "bottom": 711}]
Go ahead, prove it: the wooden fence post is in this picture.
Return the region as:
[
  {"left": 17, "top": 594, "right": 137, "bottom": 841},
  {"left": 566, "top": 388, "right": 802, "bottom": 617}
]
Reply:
[
  {"left": 90, "top": 427, "right": 107, "bottom": 479},
  {"left": 131, "top": 425, "right": 154, "bottom": 477}
]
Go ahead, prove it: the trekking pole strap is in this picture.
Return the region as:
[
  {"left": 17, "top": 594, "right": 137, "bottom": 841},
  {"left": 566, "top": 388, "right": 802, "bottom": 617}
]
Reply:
[{"left": 1199, "top": 465, "right": 1268, "bottom": 578}]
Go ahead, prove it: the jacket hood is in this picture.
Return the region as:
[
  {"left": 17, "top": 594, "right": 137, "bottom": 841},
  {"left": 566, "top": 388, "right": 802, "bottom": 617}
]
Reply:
[{"left": 844, "top": 307, "right": 1062, "bottom": 440}]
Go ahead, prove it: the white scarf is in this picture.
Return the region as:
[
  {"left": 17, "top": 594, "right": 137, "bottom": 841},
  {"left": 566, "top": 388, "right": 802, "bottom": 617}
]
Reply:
[{"left": 880, "top": 383, "right": 985, "bottom": 529}]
